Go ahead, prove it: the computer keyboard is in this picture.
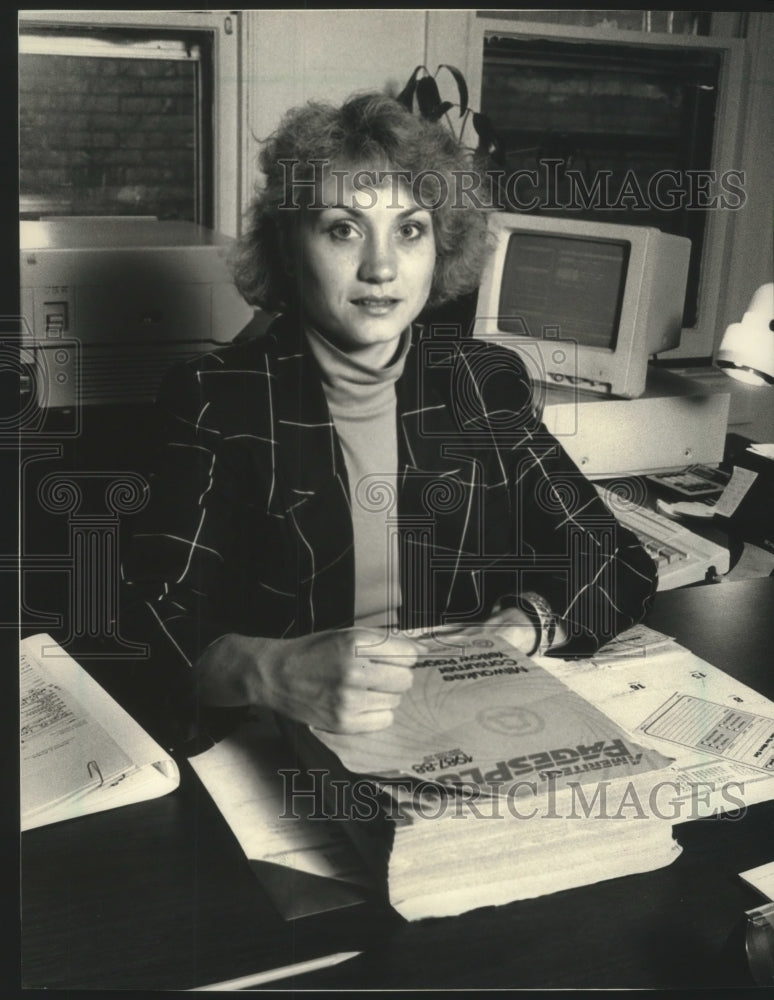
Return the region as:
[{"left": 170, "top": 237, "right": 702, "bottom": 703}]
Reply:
[
  {"left": 645, "top": 464, "right": 730, "bottom": 498},
  {"left": 596, "top": 485, "right": 731, "bottom": 590}
]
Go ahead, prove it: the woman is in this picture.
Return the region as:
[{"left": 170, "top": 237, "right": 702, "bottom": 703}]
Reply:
[{"left": 123, "top": 92, "right": 657, "bottom": 743}]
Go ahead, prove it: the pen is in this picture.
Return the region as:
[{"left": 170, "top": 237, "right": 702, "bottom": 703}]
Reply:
[{"left": 190, "top": 950, "right": 362, "bottom": 990}]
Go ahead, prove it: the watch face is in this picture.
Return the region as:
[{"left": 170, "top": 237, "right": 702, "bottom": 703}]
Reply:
[{"left": 519, "top": 593, "right": 556, "bottom": 653}]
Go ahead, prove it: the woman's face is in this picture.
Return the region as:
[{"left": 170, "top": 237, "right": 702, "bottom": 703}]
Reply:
[{"left": 292, "top": 168, "right": 436, "bottom": 356}]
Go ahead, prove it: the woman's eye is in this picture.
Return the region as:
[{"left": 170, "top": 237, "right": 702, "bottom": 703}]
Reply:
[
  {"left": 328, "top": 221, "right": 358, "bottom": 240},
  {"left": 399, "top": 221, "right": 426, "bottom": 240}
]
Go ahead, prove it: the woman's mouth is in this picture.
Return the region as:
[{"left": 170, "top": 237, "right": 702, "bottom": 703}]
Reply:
[{"left": 351, "top": 296, "right": 401, "bottom": 315}]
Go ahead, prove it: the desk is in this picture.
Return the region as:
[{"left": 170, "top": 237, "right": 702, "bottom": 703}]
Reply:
[{"left": 21, "top": 579, "right": 774, "bottom": 990}]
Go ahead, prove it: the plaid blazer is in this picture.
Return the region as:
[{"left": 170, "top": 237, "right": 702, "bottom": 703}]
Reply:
[{"left": 122, "top": 314, "right": 657, "bottom": 679}]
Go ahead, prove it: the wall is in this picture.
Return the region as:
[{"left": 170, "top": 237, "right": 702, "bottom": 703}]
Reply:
[
  {"left": 714, "top": 13, "right": 774, "bottom": 343},
  {"left": 696, "top": 11, "right": 774, "bottom": 443},
  {"left": 239, "top": 9, "right": 427, "bottom": 206},
  {"left": 725, "top": 380, "right": 774, "bottom": 443}
]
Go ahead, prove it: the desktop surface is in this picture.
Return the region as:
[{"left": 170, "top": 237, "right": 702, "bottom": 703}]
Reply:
[{"left": 20, "top": 579, "right": 774, "bottom": 991}]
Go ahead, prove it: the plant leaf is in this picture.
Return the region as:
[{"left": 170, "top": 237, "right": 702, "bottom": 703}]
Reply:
[
  {"left": 437, "top": 64, "right": 469, "bottom": 116},
  {"left": 416, "top": 75, "right": 443, "bottom": 118},
  {"left": 473, "top": 112, "right": 506, "bottom": 167},
  {"left": 396, "top": 65, "right": 426, "bottom": 111},
  {"left": 472, "top": 112, "right": 497, "bottom": 147},
  {"left": 427, "top": 100, "right": 454, "bottom": 122}
]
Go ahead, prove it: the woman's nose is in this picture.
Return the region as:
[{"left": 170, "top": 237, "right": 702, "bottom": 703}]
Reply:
[{"left": 358, "top": 236, "right": 397, "bottom": 284}]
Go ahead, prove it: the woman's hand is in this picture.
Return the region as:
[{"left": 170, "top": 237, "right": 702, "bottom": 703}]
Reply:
[{"left": 194, "top": 628, "right": 418, "bottom": 733}]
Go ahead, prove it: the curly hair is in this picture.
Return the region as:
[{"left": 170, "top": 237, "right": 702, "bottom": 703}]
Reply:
[{"left": 230, "top": 91, "right": 492, "bottom": 313}]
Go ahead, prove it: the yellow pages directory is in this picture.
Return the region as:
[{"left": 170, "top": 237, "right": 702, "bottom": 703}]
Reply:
[
  {"left": 312, "top": 628, "right": 674, "bottom": 802},
  {"left": 297, "top": 628, "right": 681, "bottom": 919}
]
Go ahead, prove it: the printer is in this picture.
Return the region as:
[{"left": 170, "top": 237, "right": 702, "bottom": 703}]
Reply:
[{"left": 19, "top": 218, "right": 255, "bottom": 409}]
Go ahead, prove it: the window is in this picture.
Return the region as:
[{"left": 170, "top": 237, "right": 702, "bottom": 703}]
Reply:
[
  {"left": 427, "top": 12, "right": 745, "bottom": 360},
  {"left": 476, "top": 10, "right": 712, "bottom": 36},
  {"left": 19, "top": 29, "right": 211, "bottom": 224},
  {"left": 18, "top": 11, "right": 239, "bottom": 235},
  {"left": 480, "top": 35, "right": 723, "bottom": 328}
]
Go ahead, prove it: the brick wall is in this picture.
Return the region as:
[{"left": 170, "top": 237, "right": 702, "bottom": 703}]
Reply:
[
  {"left": 481, "top": 60, "right": 690, "bottom": 196},
  {"left": 482, "top": 66, "right": 683, "bottom": 140},
  {"left": 19, "top": 54, "right": 196, "bottom": 221}
]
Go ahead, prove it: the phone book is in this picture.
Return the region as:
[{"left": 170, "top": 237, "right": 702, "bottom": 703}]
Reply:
[{"left": 284, "top": 628, "right": 682, "bottom": 920}]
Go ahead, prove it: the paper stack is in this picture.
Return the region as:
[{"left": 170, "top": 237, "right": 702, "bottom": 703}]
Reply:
[{"left": 20, "top": 634, "right": 179, "bottom": 831}]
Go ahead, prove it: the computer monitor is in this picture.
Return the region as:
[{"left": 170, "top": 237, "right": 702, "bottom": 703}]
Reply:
[{"left": 472, "top": 213, "right": 692, "bottom": 400}]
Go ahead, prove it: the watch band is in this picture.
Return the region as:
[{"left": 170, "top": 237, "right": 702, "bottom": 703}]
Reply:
[{"left": 516, "top": 591, "right": 558, "bottom": 656}]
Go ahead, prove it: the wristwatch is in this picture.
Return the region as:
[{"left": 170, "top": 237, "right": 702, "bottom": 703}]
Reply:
[{"left": 516, "top": 591, "right": 558, "bottom": 656}]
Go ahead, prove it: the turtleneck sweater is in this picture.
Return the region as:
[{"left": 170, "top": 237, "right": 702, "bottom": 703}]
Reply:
[{"left": 305, "top": 327, "right": 410, "bottom": 627}]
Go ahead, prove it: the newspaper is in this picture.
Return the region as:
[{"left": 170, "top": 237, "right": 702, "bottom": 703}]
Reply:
[{"left": 539, "top": 627, "right": 774, "bottom": 820}]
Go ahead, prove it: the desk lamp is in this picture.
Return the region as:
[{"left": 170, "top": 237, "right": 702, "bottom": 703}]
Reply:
[{"left": 715, "top": 283, "right": 774, "bottom": 386}]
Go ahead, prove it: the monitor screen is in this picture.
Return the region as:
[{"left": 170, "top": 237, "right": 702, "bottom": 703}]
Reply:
[
  {"left": 497, "top": 232, "right": 630, "bottom": 351},
  {"left": 473, "top": 213, "right": 691, "bottom": 400}
]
